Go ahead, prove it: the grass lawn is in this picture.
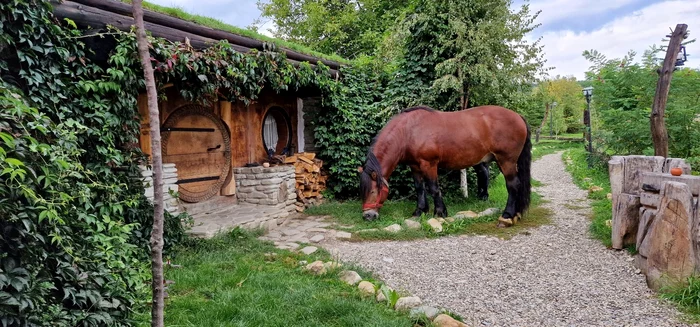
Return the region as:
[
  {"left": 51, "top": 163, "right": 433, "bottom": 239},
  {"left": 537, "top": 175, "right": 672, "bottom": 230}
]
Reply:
[
  {"left": 305, "top": 139, "right": 580, "bottom": 241},
  {"left": 161, "top": 229, "right": 434, "bottom": 327}
]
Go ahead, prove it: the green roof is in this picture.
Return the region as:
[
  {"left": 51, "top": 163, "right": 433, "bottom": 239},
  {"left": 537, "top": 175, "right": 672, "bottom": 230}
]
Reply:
[{"left": 121, "top": 0, "right": 349, "bottom": 65}]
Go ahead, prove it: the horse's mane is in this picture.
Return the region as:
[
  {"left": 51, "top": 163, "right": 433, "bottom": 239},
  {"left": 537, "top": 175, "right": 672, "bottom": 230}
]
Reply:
[
  {"left": 400, "top": 105, "right": 436, "bottom": 114},
  {"left": 361, "top": 106, "right": 435, "bottom": 201}
]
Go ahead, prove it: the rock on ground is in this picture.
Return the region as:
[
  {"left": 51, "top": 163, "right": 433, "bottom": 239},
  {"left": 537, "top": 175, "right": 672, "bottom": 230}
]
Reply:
[
  {"left": 433, "top": 314, "right": 468, "bottom": 327},
  {"left": 427, "top": 218, "right": 443, "bottom": 232},
  {"left": 322, "top": 152, "right": 690, "bottom": 327},
  {"left": 358, "top": 281, "right": 375, "bottom": 296},
  {"left": 394, "top": 296, "right": 422, "bottom": 311},
  {"left": 404, "top": 219, "right": 422, "bottom": 230},
  {"left": 339, "top": 270, "right": 362, "bottom": 285}
]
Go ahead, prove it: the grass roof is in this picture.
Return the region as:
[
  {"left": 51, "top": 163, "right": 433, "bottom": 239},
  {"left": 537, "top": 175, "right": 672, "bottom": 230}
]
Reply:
[{"left": 120, "top": 0, "right": 349, "bottom": 65}]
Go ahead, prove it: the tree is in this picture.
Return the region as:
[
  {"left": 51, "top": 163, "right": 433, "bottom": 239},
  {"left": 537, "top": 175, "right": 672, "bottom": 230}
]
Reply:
[
  {"left": 253, "top": 0, "right": 416, "bottom": 59},
  {"left": 428, "top": 0, "right": 549, "bottom": 110},
  {"left": 131, "top": 1, "right": 165, "bottom": 326},
  {"left": 531, "top": 76, "right": 587, "bottom": 135}
]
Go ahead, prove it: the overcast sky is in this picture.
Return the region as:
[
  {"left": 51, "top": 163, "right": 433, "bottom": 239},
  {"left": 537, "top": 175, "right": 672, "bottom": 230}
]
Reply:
[{"left": 148, "top": 0, "right": 699, "bottom": 80}]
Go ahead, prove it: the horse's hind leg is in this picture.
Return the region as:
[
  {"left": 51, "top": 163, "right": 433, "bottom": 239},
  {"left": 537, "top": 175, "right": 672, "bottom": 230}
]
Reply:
[
  {"left": 494, "top": 158, "right": 520, "bottom": 227},
  {"left": 420, "top": 162, "right": 447, "bottom": 217},
  {"left": 474, "top": 163, "right": 490, "bottom": 201},
  {"left": 411, "top": 167, "right": 429, "bottom": 217}
]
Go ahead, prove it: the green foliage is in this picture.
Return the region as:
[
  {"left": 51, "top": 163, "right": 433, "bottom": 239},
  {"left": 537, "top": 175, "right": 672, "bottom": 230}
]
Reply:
[
  {"left": 529, "top": 76, "right": 588, "bottom": 135},
  {"left": 660, "top": 276, "right": 700, "bottom": 323},
  {"left": 582, "top": 48, "right": 700, "bottom": 163},
  {"left": 254, "top": 0, "right": 416, "bottom": 59},
  {"left": 0, "top": 84, "right": 149, "bottom": 326}
]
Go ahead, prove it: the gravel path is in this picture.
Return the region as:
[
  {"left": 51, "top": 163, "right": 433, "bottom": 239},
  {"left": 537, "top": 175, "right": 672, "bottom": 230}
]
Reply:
[{"left": 323, "top": 152, "right": 692, "bottom": 327}]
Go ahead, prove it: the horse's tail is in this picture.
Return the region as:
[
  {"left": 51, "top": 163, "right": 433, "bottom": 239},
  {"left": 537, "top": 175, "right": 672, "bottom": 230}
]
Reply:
[{"left": 516, "top": 115, "right": 532, "bottom": 215}]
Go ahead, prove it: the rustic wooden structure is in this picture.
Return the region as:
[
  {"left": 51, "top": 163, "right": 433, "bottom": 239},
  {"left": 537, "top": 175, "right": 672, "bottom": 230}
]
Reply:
[
  {"left": 609, "top": 155, "right": 698, "bottom": 290},
  {"left": 51, "top": 0, "right": 338, "bottom": 210}
]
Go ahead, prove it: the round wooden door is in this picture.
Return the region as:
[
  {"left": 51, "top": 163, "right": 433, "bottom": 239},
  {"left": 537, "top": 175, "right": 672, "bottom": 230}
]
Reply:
[{"left": 161, "top": 104, "right": 231, "bottom": 203}]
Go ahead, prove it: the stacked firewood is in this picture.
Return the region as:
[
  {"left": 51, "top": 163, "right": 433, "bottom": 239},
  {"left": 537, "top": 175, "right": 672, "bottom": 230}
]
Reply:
[{"left": 283, "top": 152, "right": 328, "bottom": 211}]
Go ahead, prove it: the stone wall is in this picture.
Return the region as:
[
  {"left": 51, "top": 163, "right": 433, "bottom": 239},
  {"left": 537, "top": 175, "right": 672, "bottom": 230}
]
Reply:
[
  {"left": 608, "top": 155, "right": 698, "bottom": 290},
  {"left": 233, "top": 165, "right": 297, "bottom": 216},
  {"left": 140, "top": 163, "right": 180, "bottom": 214}
]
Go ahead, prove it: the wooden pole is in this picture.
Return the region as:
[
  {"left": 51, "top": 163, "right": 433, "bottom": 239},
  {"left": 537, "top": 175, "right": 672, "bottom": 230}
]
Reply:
[
  {"left": 220, "top": 100, "right": 236, "bottom": 195},
  {"left": 650, "top": 23, "right": 688, "bottom": 158},
  {"left": 132, "top": 0, "right": 165, "bottom": 326}
]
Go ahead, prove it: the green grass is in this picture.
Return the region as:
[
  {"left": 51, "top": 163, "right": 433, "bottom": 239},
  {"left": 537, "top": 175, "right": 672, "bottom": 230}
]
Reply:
[
  {"left": 161, "top": 229, "right": 432, "bottom": 326},
  {"left": 120, "top": 0, "right": 349, "bottom": 64},
  {"left": 562, "top": 148, "right": 614, "bottom": 249},
  {"left": 532, "top": 139, "right": 583, "bottom": 161},
  {"left": 660, "top": 277, "right": 700, "bottom": 324},
  {"left": 307, "top": 172, "right": 553, "bottom": 241}
]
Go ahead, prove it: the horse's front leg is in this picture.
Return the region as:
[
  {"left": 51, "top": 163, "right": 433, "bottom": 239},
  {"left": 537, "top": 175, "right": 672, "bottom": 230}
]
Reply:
[
  {"left": 421, "top": 162, "right": 447, "bottom": 218},
  {"left": 411, "top": 167, "right": 429, "bottom": 217}
]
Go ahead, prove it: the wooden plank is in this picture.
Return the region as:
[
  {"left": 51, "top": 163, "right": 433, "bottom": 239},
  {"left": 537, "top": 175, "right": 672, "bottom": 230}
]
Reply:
[
  {"left": 640, "top": 192, "right": 661, "bottom": 209},
  {"left": 220, "top": 100, "right": 236, "bottom": 196},
  {"left": 298, "top": 156, "right": 313, "bottom": 164},
  {"left": 622, "top": 156, "right": 665, "bottom": 195},
  {"left": 284, "top": 155, "right": 298, "bottom": 164},
  {"left": 642, "top": 173, "right": 700, "bottom": 196},
  {"left": 301, "top": 152, "right": 316, "bottom": 160}
]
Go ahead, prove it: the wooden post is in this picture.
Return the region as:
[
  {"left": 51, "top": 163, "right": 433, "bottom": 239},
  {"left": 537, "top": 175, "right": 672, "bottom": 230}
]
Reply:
[
  {"left": 138, "top": 93, "right": 152, "bottom": 158},
  {"left": 220, "top": 100, "right": 236, "bottom": 195},
  {"left": 460, "top": 169, "right": 468, "bottom": 198},
  {"left": 650, "top": 23, "right": 688, "bottom": 158}
]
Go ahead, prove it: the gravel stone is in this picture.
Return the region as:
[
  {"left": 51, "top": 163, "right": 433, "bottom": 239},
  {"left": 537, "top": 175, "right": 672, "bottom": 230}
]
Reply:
[{"left": 322, "top": 152, "right": 690, "bottom": 327}]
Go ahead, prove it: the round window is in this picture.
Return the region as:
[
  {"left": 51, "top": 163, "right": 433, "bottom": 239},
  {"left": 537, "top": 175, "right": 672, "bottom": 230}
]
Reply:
[{"left": 262, "top": 106, "right": 292, "bottom": 157}]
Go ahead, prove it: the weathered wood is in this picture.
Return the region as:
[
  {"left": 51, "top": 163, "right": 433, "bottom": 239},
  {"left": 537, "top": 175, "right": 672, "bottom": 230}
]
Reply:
[
  {"left": 640, "top": 192, "right": 661, "bottom": 209},
  {"left": 51, "top": 1, "right": 339, "bottom": 76},
  {"left": 138, "top": 93, "right": 152, "bottom": 157},
  {"left": 622, "top": 156, "right": 665, "bottom": 194},
  {"left": 637, "top": 207, "right": 657, "bottom": 253},
  {"left": 219, "top": 101, "right": 236, "bottom": 196},
  {"left": 641, "top": 181, "right": 695, "bottom": 290},
  {"left": 642, "top": 172, "right": 700, "bottom": 196},
  {"left": 650, "top": 24, "right": 688, "bottom": 158},
  {"left": 612, "top": 193, "right": 640, "bottom": 249},
  {"left": 609, "top": 158, "right": 624, "bottom": 209}
]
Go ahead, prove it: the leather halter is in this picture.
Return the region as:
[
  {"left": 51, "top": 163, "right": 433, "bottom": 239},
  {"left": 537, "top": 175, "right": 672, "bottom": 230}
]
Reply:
[{"left": 362, "top": 177, "right": 389, "bottom": 211}]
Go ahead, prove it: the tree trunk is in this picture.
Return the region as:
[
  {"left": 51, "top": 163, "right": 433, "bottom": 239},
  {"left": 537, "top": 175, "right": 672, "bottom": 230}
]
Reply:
[
  {"left": 461, "top": 84, "right": 470, "bottom": 111},
  {"left": 131, "top": 1, "right": 165, "bottom": 326},
  {"left": 650, "top": 23, "right": 687, "bottom": 158}
]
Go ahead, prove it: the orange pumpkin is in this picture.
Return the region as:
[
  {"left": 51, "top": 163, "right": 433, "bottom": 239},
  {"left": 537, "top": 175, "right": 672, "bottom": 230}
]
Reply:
[{"left": 670, "top": 167, "right": 682, "bottom": 176}]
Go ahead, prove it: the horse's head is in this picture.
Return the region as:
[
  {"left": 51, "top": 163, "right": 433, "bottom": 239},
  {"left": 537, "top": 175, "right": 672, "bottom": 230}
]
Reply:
[{"left": 358, "top": 166, "right": 389, "bottom": 221}]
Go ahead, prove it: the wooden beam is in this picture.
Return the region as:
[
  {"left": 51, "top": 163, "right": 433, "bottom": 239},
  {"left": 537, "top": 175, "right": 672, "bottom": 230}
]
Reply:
[
  {"left": 50, "top": 1, "right": 339, "bottom": 77},
  {"left": 219, "top": 100, "right": 236, "bottom": 196},
  {"left": 650, "top": 23, "right": 688, "bottom": 158},
  {"left": 67, "top": 0, "right": 343, "bottom": 71}
]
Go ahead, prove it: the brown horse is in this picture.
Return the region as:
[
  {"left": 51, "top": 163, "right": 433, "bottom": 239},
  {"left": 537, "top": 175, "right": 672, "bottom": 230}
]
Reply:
[{"left": 358, "top": 105, "right": 531, "bottom": 228}]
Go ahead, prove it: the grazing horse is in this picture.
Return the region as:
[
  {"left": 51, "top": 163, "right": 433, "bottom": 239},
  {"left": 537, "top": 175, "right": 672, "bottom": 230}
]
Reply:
[{"left": 358, "top": 105, "right": 532, "bottom": 228}]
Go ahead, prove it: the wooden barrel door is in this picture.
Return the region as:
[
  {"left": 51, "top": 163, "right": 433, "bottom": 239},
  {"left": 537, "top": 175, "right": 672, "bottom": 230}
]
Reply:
[{"left": 161, "top": 104, "right": 231, "bottom": 203}]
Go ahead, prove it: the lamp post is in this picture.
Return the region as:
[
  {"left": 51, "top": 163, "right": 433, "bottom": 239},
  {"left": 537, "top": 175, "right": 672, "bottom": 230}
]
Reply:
[
  {"left": 582, "top": 86, "right": 593, "bottom": 167},
  {"left": 549, "top": 101, "right": 557, "bottom": 137}
]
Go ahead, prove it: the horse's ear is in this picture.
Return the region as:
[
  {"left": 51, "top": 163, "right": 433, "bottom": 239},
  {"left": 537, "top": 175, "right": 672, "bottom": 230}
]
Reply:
[
  {"left": 357, "top": 166, "right": 363, "bottom": 173},
  {"left": 370, "top": 171, "right": 377, "bottom": 180}
]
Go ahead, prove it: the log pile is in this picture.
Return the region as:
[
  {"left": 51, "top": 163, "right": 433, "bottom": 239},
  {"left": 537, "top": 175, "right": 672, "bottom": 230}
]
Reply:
[{"left": 283, "top": 152, "right": 328, "bottom": 211}]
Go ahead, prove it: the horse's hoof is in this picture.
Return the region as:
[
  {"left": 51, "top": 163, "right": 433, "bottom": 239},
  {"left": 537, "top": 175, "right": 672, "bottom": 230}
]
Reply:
[{"left": 497, "top": 217, "right": 514, "bottom": 228}]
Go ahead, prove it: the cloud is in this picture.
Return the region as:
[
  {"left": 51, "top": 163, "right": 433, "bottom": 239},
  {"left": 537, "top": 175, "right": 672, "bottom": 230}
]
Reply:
[
  {"left": 518, "top": 0, "right": 639, "bottom": 28},
  {"left": 534, "top": 0, "right": 700, "bottom": 80}
]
